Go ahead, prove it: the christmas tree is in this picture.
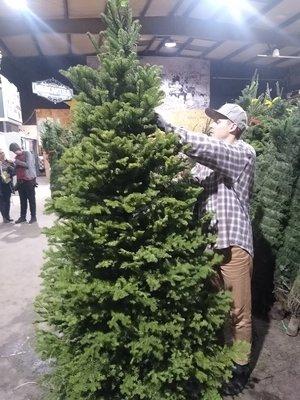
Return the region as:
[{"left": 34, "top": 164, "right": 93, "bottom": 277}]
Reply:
[
  {"left": 36, "top": 1, "right": 237, "bottom": 399},
  {"left": 237, "top": 79, "right": 300, "bottom": 320},
  {"left": 41, "top": 120, "right": 76, "bottom": 193}
]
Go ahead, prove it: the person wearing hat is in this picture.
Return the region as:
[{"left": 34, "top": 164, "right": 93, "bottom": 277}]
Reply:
[
  {"left": 9, "top": 142, "right": 37, "bottom": 224},
  {"left": 156, "top": 103, "right": 255, "bottom": 396}
]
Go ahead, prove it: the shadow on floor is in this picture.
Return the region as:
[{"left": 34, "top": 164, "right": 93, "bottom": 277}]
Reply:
[{"left": 0, "top": 222, "right": 41, "bottom": 243}]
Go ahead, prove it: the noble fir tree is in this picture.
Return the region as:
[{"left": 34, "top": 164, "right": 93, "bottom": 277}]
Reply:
[
  {"left": 40, "top": 120, "right": 77, "bottom": 193},
  {"left": 236, "top": 78, "right": 300, "bottom": 319},
  {"left": 36, "top": 1, "right": 238, "bottom": 399}
]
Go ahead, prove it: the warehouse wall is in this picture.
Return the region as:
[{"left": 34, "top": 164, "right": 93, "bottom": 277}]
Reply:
[{"left": 1, "top": 55, "right": 294, "bottom": 125}]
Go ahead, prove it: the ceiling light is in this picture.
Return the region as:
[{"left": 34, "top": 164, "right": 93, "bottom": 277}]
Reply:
[
  {"left": 221, "top": 0, "right": 252, "bottom": 20},
  {"left": 5, "top": 0, "right": 28, "bottom": 10},
  {"left": 165, "top": 40, "right": 177, "bottom": 48}
]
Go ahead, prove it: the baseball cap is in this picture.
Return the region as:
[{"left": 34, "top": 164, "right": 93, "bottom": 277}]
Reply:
[{"left": 205, "top": 103, "right": 248, "bottom": 132}]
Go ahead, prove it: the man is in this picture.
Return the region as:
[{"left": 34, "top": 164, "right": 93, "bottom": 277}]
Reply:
[
  {"left": 9, "top": 143, "right": 37, "bottom": 224},
  {"left": 157, "top": 103, "right": 256, "bottom": 396}
]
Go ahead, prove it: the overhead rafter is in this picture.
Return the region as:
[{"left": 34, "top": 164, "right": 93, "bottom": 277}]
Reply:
[
  {"left": 141, "top": 0, "right": 153, "bottom": 17},
  {"left": 174, "top": 37, "right": 194, "bottom": 56},
  {"left": 0, "top": 17, "right": 299, "bottom": 48},
  {"left": 0, "top": 38, "right": 12, "bottom": 57},
  {"left": 242, "top": 12, "right": 300, "bottom": 65},
  {"left": 63, "top": 0, "right": 72, "bottom": 55},
  {"left": 169, "top": 0, "right": 182, "bottom": 16},
  {"left": 30, "top": 34, "right": 43, "bottom": 56},
  {"left": 222, "top": 44, "right": 254, "bottom": 62},
  {"left": 279, "top": 11, "right": 300, "bottom": 29},
  {"left": 183, "top": 0, "right": 199, "bottom": 17},
  {"left": 247, "top": 0, "right": 283, "bottom": 24},
  {"left": 155, "top": 36, "right": 172, "bottom": 54},
  {"left": 200, "top": 41, "right": 223, "bottom": 58},
  {"left": 205, "top": 0, "right": 283, "bottom": 61}
]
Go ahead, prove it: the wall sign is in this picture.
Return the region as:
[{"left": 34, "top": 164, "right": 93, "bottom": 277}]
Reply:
[
  {"left": 32, "top": 78, "right": 73, "bottom": 104},
  {"left": 0, "top": 74, "right": 22, "bottom": 124}
]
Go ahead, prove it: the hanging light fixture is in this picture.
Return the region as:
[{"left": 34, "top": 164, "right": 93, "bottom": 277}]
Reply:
[{"left": 165, "top": 40, "right": 177, "bottom": 48}]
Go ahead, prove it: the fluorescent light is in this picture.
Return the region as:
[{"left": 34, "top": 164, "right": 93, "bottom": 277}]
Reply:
[
  {"left": 5, "top": 0, "right": 28, "bottom": 10},
  {"left": 165, "top": 40, "right": 177, "bottom": 48}
]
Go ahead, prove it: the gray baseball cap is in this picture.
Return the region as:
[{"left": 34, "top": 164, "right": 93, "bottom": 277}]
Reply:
[{"left": 205, "top": 103, "right": 248, "bottom": 132}]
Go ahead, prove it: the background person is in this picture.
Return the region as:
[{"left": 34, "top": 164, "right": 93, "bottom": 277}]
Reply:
[
  {"left": 9, "top": 143, "right": 37, "bottom": 224},
  {"left": 0, "top": 149, "right": 14, "bottom": 223}
]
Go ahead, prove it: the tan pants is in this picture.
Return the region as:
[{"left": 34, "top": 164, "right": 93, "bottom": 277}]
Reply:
[{"left": 215, "top": 246, "right": 253, "bottom": 364}]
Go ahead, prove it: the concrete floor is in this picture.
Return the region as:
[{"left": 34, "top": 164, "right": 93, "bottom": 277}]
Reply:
[
  {"left": 0, "top": 177, "right": 299, "bottom": 400},
  {"left": 0, "top": 177, "right": 52, "bottom": 400}
]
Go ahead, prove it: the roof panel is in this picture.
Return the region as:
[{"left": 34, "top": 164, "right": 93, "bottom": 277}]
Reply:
[
  {"left": 2, "top": 34, "right": 39, "bottom": 57},
  {"left": 29, "top": 0, "right": 65, "bottom": 19},
  {"left": 170, "top": 35, "right": 188, "bottom": 44},
  {"left": 37, "top": 33, "right": 69, "bottom": 56},
  {"left": 181, "top": 49, "right": 201, "bottom": 57},
  {"left": 215, "top": 1, "right": 267, "bottom": 23},
  {"left": 159, "top": 46, "right": 178, "bottom": 55},
  {"left": 206, "top": 41, "right": 245, "bottom": 59},
  {"left": 148, "top": 38, "right": 162, "bottom": 51},
  {"left": 277, "top": 58, "right": 300, "bottom": 68},
  {"left": 129, "top": 0, "right": 149, "bottom": 17},
  {"left": 71, "top": 34, "right": 96, "bottom": 55},
  {"left": 254, "top": 0, "right": 300, "bottom": 28},
  {"left": 191, "top": 0, "right": 222, "bottom": 20},
  {"left": 173, "top": 0, "right": 196, "bottom": 16},
  {"left": 285, "top": 18, "right": 300, "bottom": 34},
  {"left": 140, "top": 34, "right": 155, "bottom": 41},
  {"left": 68, "top": 0, "right": 106, "bottom": 19},
  {"left": 146, "top": 0, "right": 176, "bottom": 17},
  {"left": 230, "top": 43, "right": 267, "bottom": 62},
  {"left": 192, "top": 38, "right": 216, "bottom": 48}
]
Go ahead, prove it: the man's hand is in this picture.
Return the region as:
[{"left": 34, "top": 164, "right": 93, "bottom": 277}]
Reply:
[{"left": 154, "top": 111, "right": 174, "bottom": 133}]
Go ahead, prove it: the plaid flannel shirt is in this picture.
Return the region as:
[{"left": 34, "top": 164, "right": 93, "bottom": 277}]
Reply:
[{"left": 174, "top": 126, "right": 256, "bottom": 257}]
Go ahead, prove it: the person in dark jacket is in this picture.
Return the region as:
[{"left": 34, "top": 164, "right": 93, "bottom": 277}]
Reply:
[
  {"left": 9, "top": 142, "right": 37, "bottom": 224},
  {"left": 0, "top": 149, "right": 14, "bottom": 223}
]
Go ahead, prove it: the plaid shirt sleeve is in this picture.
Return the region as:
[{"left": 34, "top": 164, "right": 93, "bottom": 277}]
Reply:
[{"left": 173, "top": 126, "right": 255, "bottom": 181}]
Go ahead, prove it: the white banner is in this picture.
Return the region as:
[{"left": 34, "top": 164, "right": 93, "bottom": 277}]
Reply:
[
  {"left": 32, "top": 78, "right": 73, "bottom": 104},
  {"left": 0, "top": 75, "right": 22, "bottom": 124}
]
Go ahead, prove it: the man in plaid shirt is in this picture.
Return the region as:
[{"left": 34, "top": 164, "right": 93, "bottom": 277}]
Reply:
[{"left": 157, "top": 103, "right": 256, "bottom": 396}]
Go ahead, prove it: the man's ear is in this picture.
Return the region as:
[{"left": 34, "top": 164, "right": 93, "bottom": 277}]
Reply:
[{"left": 229, "top": 122, "right": 238, "bottom": 134}]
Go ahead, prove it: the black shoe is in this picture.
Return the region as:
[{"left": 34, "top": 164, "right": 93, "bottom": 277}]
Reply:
[
  {"left": 15, "top": 217, "right": 27, "bottom": 224},
  {"left": 3, "top": 218, "right": 10, "bottom": 223},
  {"left": 222, "top": 363, "right": 250, "bottom": 396},
  {"left": 28, "top": 217, "right": 37, "bottom": 224}
]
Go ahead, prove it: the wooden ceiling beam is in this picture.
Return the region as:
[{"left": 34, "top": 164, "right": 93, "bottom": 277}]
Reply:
[
  {"left": 31, "top": 34, "right": 43, "bottom": 56},
  {"left": 169, "top": 0, "right": 182, "bottom": 16},
  {"left": 141, "top": 0, "right": 153, "bottom": 17},
  {"left": 183, "top": 0, "right": 199, "bottom": 17},
  {"left": 0, "top": 38, "right": 12, "bottom": 57},
  {"left": 63, "top": 0, "right": 69, "bottom": 19},
  {"left": 0, "top": 16, "right": 299, "bottom": 48},
  {"left": 174, "top": 37, "right": 194, "bottom": 56}
]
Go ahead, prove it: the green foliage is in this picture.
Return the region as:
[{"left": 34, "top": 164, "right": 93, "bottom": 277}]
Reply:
[
  {"left": 36, "top": 1, "right": 237, "bottom": 399},
  {"left": 237, "top": 76, "right": 300, "bottom": 314},
  {"left": 276, "top": 176, "right": 300, "bottom": 313},
  {"left": 41, "top": 120, "right": 78, "bottom": 193}
]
